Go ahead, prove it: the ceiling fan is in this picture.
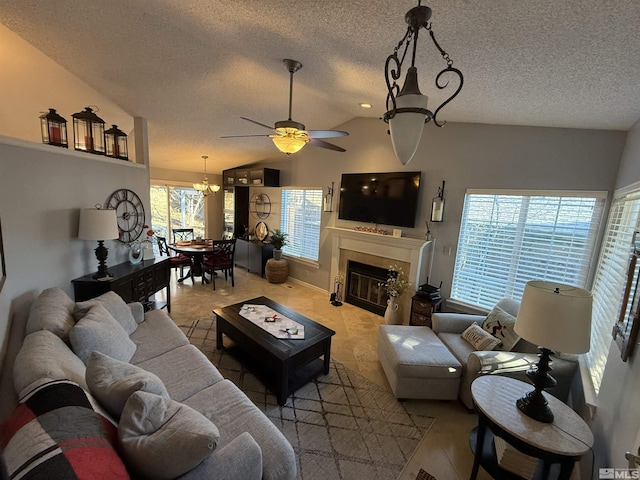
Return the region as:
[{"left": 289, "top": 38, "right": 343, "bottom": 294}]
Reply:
[{"left": 222, "top": 59, "right": 349, "bottom": 154}]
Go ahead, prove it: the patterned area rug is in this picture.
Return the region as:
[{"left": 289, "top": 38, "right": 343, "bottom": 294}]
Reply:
[{"left": 180, "top": 316, "right": 436, "bottom": 480}]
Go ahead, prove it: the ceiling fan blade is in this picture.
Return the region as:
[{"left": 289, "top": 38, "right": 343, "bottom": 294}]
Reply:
[
  {"left": 307, "top": 130, "right": 349, "bottom": 139},
  {"left": 220, "top": 134, "right": 271, "bottom": 138},
  {"left": 308, "top": 138, "right": 346, "bottom": 152},
  {"left": 241, "top": 117, "right": 275, "bottom": 130}
]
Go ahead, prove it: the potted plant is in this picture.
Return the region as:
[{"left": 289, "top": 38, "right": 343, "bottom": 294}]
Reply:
[{"left": 269, "top": 229, "right": 289, "bottom": 260}]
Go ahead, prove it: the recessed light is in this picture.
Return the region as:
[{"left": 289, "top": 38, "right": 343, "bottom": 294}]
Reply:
[{"left": 359, "top": 103, "right": 372, "bottom": 109}]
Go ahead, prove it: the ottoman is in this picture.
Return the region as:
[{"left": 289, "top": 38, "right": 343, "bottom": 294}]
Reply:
[{"left": 378, "top": 325, "right": 462, "bottom": 400}]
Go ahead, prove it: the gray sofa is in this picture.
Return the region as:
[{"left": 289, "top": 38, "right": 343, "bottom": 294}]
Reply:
[
  {"left": 431, "top": 298, "right": 579, "bottom": 410},
  {"left": 2, "top": 287, "right": 296, "bottom": 480}
]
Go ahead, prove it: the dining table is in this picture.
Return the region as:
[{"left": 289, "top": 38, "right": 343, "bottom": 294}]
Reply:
[{"left": 168, "top": 241, "right": 216, "bottom": 283}]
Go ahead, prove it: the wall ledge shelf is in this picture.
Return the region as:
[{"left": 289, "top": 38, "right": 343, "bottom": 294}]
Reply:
[{"left": 0, "top": 135, "right": 145, "bottom": 169}]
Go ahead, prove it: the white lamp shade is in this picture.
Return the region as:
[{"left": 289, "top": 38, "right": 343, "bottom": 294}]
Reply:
[
  {"left": 514, "top": 280, "right": 592, "bottom": 354},
  {"left": 272, "top": 135, "right": 307, "bottom": 154},
  {"left": 78, "top": 208, "right": 119, "bottom": 241},
  {"left": 389, "top": 93, "right": 428, "bottom": 165}
]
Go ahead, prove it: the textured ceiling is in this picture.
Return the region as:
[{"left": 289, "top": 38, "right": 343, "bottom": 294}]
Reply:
[{"left": 1, "top": 0, "right": 640, "bottom": 174}]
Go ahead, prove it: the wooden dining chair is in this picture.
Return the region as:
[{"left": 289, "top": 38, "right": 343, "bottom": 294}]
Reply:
[
  {"left": 172, "top": 228, "right": 194, "bottom": 242},
  {"left": 202, "top": 239, "right": 236, "bottom": 290},
  {"left": 157, "top": 235, "right": 194, "bottom": 283}
]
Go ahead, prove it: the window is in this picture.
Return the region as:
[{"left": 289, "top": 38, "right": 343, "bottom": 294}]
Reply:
[
  {"left": 451, "top": 190, "right": 606, "bottom": 310},
  {"left": 150, "top": 184, "right": 205, "bottom": 243},
  {"left": 280, "top": 188, "right": 322, "bottom": 261},
  {"left": 587, "top": 189, "right": 640, "bottom": 394}
]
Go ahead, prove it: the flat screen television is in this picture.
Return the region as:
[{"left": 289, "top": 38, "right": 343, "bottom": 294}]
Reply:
[{"left": 338, "top": 171, "right": 422, "bottom": 228}]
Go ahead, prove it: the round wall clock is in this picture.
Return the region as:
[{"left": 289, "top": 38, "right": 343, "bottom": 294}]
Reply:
[{"left": 105, "top": 188, "right": 146, "bottom": 243}]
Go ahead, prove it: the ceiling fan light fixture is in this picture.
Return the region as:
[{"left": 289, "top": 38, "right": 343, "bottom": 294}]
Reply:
[
  {"left": 383, "top": 2, "right": 464, "bottom": 165},
  {"left": 271, "top": 135, "right": 308, "bottom": 154}
]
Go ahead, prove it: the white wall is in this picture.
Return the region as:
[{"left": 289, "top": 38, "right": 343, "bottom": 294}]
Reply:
[{"left": 591, "top": 118, "right": 640, "bottom": 468}]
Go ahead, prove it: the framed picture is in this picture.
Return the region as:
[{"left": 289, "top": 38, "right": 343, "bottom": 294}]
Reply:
[{"left": 0, "top": 218, "right": 5, "bottom": 294}]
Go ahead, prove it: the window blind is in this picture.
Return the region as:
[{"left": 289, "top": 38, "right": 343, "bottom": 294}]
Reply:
[
  {"left": 451, "top": 190, "right": 606, "bottom": 310},
  {"left": 587, "top": 191, "right": 640, "bottom": 395},
  {"left": 280, "top": 189, "right": 322, "bottom": 261}
]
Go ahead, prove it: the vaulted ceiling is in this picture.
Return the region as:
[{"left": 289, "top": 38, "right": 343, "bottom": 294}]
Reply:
[{"left": 1, "top": 0, "right": 639, "bottom": 173}]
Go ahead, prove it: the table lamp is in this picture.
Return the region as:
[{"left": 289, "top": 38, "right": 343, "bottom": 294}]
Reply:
[
  {"left": 513, "top": 280, "right": 592, "bottom": 423},
  {"left": 78, "top": 207, "right": 119, "bottom": 279}
]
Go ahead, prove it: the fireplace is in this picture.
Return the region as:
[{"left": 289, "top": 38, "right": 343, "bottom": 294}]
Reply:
[{"left": 345, "top": 261, "right": 389, "bottom": 315}]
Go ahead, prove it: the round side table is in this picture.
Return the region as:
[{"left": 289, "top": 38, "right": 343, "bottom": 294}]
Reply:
[
  {"left": 265, "top": 258, "right": 289, "bottom": 283},
  {"left": 469, "top": 375, "right": 593, "bottom": 480}
]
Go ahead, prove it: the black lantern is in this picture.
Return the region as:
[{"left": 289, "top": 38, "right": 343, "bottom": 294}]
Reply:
[
  {"left": 431, "top": 181, "right": 445, "bottom": 222},
  {"left": 39, "top": 108, "right": 68, "bottom": 148},
  {"left": 105, "top": 124, "right": 129, "bottom": 160},
  {"left": 72, "top": 106, "right": 106, "bottom": 155}
]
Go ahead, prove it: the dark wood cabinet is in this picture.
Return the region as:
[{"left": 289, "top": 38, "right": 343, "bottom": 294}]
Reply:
[
  {"left": 72, "top": 258, "right": 171, "bottom": 311},
  {"left": 223, "top": 186, "right": 250, "bottom": 237},
  {"left": 235, "top": 239, "right": 275, "bottom": 277},
  {"left": 409, "top": 294, "right": 442, "bottom": 327},
  {"left": 222, "top": 167, "right": 280, "bottom": 187}
]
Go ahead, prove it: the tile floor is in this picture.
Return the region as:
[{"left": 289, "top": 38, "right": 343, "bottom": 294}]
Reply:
[{"left": 161, "top": 267, "right": 491, "bottom": 480}]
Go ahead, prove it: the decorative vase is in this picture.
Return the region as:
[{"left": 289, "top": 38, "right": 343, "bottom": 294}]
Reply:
[
  {"left": 273, "top": 249, "right": 283, "bottom": 260},
  {"left": 384, "top": 295, "right": 400, "bottom": 325}
]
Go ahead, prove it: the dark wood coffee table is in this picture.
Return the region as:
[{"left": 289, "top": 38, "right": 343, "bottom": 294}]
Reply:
[{"left": 214, "top": 296, "right": 336, "bottom": 405}]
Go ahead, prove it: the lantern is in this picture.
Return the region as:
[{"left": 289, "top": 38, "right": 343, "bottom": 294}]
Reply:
[
  {"left": 105, "top": 124, "right": 129, "bottom": 160},
  {"left": 72, "top": 106, "right": 105, "bottom": 155},
  {"left": 39, "top": 108, "right": 68, "bottom": 148}
]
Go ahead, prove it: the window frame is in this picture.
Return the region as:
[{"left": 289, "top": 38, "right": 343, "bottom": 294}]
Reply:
[
  {"left": 451, "top": 189, "right": 607, "bottom": 311},
  {"left": 280, "top": 187, "right": 323, "bottom": 263}
]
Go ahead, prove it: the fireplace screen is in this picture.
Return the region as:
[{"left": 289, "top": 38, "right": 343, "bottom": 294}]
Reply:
[{"left": 345, "top": 261, "right": 389, "bottom": 315}]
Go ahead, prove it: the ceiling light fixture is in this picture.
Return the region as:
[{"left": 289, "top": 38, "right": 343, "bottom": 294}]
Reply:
[
  {"left": 193, "top": 155, "right": 220, "bottom": 196},
  {"left": 383, "top": 1, "right": 464, "bottom": 165}
]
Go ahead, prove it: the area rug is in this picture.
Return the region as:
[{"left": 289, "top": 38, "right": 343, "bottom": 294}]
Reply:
[{"left": 180, "top": 316, "right": 436, "bottom": 480}]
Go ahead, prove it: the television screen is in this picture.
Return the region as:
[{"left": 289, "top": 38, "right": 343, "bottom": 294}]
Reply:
[{"left": 338, "top": 171, "right": 422, "bottom": 228}]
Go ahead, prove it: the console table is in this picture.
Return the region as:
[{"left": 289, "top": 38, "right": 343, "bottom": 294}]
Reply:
[
  {"left": 470, "top": 375, "right": 592, "bottom": 480},
  {"left": 72, "top": 257, "right": 171, "bottom": 311}
]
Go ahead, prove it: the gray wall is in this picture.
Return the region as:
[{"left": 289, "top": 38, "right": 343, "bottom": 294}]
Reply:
[
  {"left": 591, "top": 118, "right": 640, "bottom": 468},
  {"left": 0, "top": 137, "right": 150, "bottom": 367},
  {"left": 255, "top": 117, "right": 626, "bottom": 300}
]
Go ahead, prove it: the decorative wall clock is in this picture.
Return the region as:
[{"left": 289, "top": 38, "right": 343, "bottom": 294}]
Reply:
[{"left": 105, "top": 188, "right": 145, "bottom": 243}]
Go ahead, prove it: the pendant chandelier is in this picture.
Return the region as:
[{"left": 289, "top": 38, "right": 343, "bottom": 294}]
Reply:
[
  {"left": 193, "top": 155, "right": 220, "bottom": 196},
  {"left": 383, "top": 1, "right": 464, "bottom": 165}
]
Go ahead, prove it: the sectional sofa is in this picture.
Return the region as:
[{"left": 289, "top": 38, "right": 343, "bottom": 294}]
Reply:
[{"left": 0, "top": 288, "right": 296, "bottom": 480}]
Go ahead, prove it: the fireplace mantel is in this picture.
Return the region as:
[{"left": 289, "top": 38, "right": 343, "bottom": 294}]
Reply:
[{"left": 327, "top": 227, "right": 433, "bottom": 292}]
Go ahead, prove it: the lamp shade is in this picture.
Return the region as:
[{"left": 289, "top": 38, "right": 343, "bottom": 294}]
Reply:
[
  {"left": 514, "top": 280, "right": 592, "bottom": 354},
  {"left": 272, "top": 135, "right": 307, "bottom": 154},
  {"left": 78, "top": 208, "right": 119, "bottom": 241}
]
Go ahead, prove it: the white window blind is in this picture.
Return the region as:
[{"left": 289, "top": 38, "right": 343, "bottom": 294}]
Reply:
[
  {"left": 587, "top": 190, "right": 640, "bottom": 395},
  {"left": 451, "top": 190, "right": 606, "bottom": 310},
  {"left": 281, "top": 189, "right": 322, "bottom": 261}
]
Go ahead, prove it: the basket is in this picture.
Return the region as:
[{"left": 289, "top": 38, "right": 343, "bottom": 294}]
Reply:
[{"left": 266, "top": 258, "right": 289, "bottom": 284}]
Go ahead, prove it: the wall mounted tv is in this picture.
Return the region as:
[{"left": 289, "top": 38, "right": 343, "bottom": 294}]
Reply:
[{"left": 338, "top": 171, "right": 422, "bottom": 228}]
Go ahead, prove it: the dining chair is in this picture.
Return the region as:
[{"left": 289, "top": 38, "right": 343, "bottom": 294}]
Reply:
[
  {"left": 172, "top": 228, "right": 194, "bottom": 242},
  {"left": 157, "top": 235, "right": 194, "bottom": 283},
  {"left": 202, "top": 239, "right": 236, "bottom": 290}
]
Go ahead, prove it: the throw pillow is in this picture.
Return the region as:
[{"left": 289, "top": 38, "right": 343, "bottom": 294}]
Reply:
[
  {"left": 0, "top": 380, "right": 130, "bottom": 480},
  {"left": 69, "top": 304, "right": 137, "bottom": 364},
  {"left": 13, "top": 330, "right": 88, "bottom": 398},
  {"left": 75, "top": 291, "right": 138, "bottom": 335},
  {"left": 118, "top": 391, "right": 219, "bottom": 480},
  {"left": 461, "top": 323, "right": 501, "bottom": 350},
  {"left": 482, "top": 305, "right": 520, "bottom": 351},
  {"left": 25, "top": 287, "right": 76, "bottom": 341},
  {"left": 86, "top": 351, "right": 169, "bottom": 419}
]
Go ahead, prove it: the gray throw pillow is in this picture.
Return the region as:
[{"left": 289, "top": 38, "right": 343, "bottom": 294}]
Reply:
[
  {"left": 118, "top": 391, "right": 219, "bottom": 479},
  {"left": 26, "top": 287, "right": 76, "bottom": 341},
  {"left": 75, "top": 291, "right": 138, "bottom": 335},
  {"left": 86, "top": 351, "right": 169, "bottom": 419},
  {"left": 482, "top": 305, "right": 520, "bottom": 351},
  {"left": 69, "top": 304, "right": 137, "bottom": 364}
]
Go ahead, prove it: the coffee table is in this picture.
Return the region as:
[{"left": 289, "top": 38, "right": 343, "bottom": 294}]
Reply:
[{"left": 214, "top": 296, "right": 336, "bottom": 405}]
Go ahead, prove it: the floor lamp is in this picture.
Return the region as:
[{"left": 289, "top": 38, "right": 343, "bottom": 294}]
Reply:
[{"left": 513, "top": 280, "right": 592, "bottom": 423}]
